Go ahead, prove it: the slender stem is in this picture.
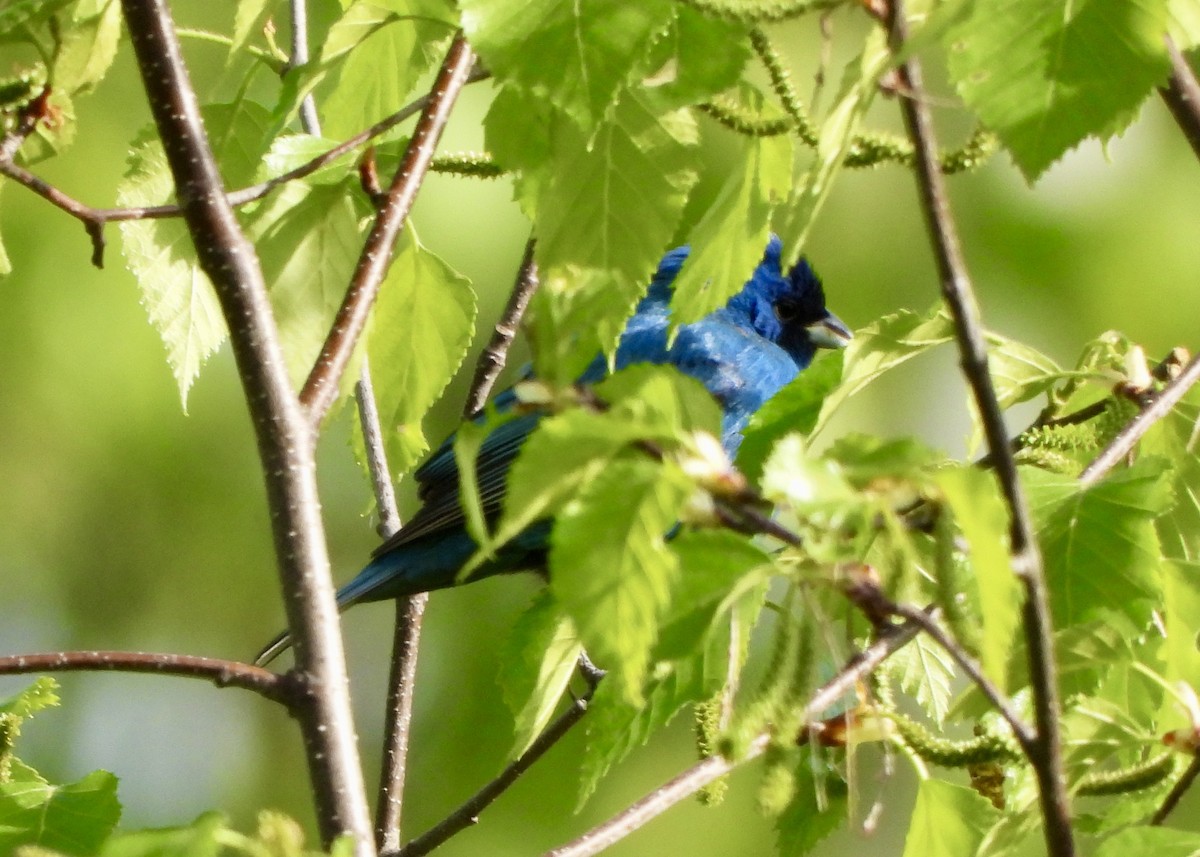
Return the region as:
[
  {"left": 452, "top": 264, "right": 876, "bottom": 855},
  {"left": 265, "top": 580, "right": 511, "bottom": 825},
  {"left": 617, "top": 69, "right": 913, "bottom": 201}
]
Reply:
[
  {"left": 300, "top": 33, "right": 477, "bottom": 425},
  {"left": 118, "top": 1, "right": 372, "bottom": 850},
  {"left": 395, "top": 697, "right": 592, "bottom": 857},
  {"left": 462, "top": 237, "right": 539, "bottom": 417},
  {"left": 541, "top": 620, "right": 921, "bottom": 857},
  {"left": 885, "top": 3, "right": 1071, "bottom": 855},
  {"left": 1160, "top": 36, "right": 1200, "bottom": 162},
  {"left": 0, "top": 651, "right": 290, "bottom": 704},
  {"left": 1079, "top": 353, "right": 1200, "bottom": 486},
  {"left": 288, "top": 0, "right": 322, "bottom": 134},
  {"left": 1151, "top": 752, "right": 1200, "bottom": 825}
]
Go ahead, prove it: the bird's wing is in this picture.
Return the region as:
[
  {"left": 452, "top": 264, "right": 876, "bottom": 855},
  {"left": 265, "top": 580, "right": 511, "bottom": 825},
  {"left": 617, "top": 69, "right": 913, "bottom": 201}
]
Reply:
[{"left": 370, "top": 400, "right": 542, "bottom": 558}]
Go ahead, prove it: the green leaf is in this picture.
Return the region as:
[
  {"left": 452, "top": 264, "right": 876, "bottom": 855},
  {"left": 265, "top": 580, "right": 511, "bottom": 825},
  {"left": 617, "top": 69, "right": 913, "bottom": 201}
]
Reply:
[
  {"left": 1094, "top": 827, "right": 1200, "bottom": 857},
  {"left": 776, "top": 26, "right": 891, "bottom": 267},
  {"left": 116, "top": 103, "right": 274, "bottom": 408},
  {"left": 901, "top": 780, "right": 999, "bottom": 857},
  {"left": 0, "top": 677, "right": 59, "bottom": 718},
  {"left": 498, "top": 592, "right": 582, "bottom": 757},
  {"left": 1161, "top": 560, "right": 1200, "bottom": 693},
  {"left": 461, "top": 0, "right": 673, "bottom": 131},
  {"left": 247, "top": 180, "right": 365, "bottom": 390},
  {"left": 0, "top": 769, "right": 120, "bottom": 856},
  {"left": 1142, "top": 386, "right": 1200, "bottom": 561},
  {"left": 887, "top": 633, "right": 955, "bottom": 726},
  {"left": 321, "top": 0, "right": 456, "bottom": 139},
  {"left": 93, "top": 811, "right": 224, "bottom": 857},
  {"left": 488, "top": 88, "right": 699, "bottom": 380},
  {"left": 936, "top": 467, "right": 1020, "bottom": 690},
  {"left": 945, "top": 0, "right": 1173, "bottom": 181},
  {"left": 814, "top": 306, "right": 954, "bottom": 436},
  {"left": 641, "top": 9, "right": 750, "bottom": 108},
  {"left": 231, "top": 0, "right": 275, "bottom": 57},
  {"left": 669, "top": 129, "right": 793, "bottom": 327},
  {"left": 985, "top": 334, "right": 1063, "bottom": 410},
  {"left": 655, "top": 529, "right": 771, "bottom": 660},
  {"left": 52, "top": 0, "right": 121, "bottom": 95},
  {"left": 739, "top": 351, "right": 843, "bottom": 482},
  {"left": 367, "top": 226, "right": 477, "bottom": 476},
  {"left": 551, "top": 458, "right": 690, "bottom": 702},
  {"left": 1026, "top": 459, "right": 1173, "bottom": 629},
  {"left": 578, "top": 652, "right": 708, "bottom": 805},
  {"left": 775, "top": 757, "right": 848, "bottom": 857}
]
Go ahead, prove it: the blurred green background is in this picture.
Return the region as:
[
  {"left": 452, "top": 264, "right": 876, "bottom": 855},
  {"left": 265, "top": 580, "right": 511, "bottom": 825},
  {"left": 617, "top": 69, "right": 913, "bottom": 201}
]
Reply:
[{"left": 2, "top": 3, "right": 1199, "bottom": 855}]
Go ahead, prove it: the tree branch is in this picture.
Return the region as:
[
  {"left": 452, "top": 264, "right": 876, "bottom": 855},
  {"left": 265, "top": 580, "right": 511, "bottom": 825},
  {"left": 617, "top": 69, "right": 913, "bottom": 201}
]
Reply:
[
  {"left": 0, "top": 651, "right": 291, "bottom": 704},
  {"left": 300, "top": 33, "right": 477, "bottom": 425},
  {"left": 462, "top": 237, "right": 540, "bottom": 417},
  {"left": 1079, "top": 352, "right": 1200, "bottom": 486},
  {"left": 118, "top": 0, "right": 372, "bottom": 850},
  {"left": 0, "top": 73, "right": 487, "bottom": 267},
  {"left": 1151, "top": 752, "right": 1200, "bottom": 825},
  {"left": 1160, "top": 36, "right": 1200, "bottom": 163},
  {"left": 885, "top": 3, "right": 1072, "bottom": 854},
  {"left": 395, "top": 695, "right": 592, "bottom": 857},
  {"left": 541, "top": 620, "right": 921, "bottom": 857}
]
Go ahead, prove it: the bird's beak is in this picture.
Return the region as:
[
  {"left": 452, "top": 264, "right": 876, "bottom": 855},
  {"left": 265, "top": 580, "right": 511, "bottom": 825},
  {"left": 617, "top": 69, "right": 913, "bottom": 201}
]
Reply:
[{"left": 807, "top": 312, "right": 853, "bottom": 350}]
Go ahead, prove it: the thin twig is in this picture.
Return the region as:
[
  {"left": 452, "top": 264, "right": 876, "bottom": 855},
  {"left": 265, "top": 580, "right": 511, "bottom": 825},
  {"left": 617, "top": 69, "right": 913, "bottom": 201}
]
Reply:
[
  {"left": 462, "top": 237, "right": 540, "bottom": 417},
  {"left": 0, "top": 72, "right": 487, "bottom": 267},
  {"left": 1151, "top": 752, "right": 1200, "bottom": 825},
  {"left": 300, "top": 33, "right": 477, "bottom": 425},
  {"left": 1159, "top": 36, "right": 1200, "bottom": 162},
  {"left": 886, "top": 604, "right": 1034, "bottom": 749},
  {"left": 541, "top": 620, "right": 921, "bottom": 857},
  {"left": 118, "top": 0, "right": 372, "bottom": 849},
  {"left": 395, "top": 696, "right": 592, "bottom": 857},
  {"left": 885, "top": 3, "right": 1071, "bottom": 855},
  {"left": 288, "top": 0, "right": 321, "bottom": 135},
  {"left": 1079, "top": 353, "right": 1200, "bottom": 486},
  {"left": 0, "top": 651, "right": 291, "bottom": 704}
]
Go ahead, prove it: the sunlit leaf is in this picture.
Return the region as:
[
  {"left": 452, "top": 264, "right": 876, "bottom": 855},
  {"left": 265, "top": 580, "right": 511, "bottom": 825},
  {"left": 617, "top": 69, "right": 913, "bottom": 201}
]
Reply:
[
  {"left": 0, "top": 769, "right": 120, "bottom": 856},
  {"left": 901, "top": 780, "right": 999, "bottom": 857}
]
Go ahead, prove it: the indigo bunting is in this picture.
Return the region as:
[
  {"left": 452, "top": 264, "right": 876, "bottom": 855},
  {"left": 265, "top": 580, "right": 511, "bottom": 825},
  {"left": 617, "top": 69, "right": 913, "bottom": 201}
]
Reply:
[{"left": 256, "top": 237, "right": 850, "bottom": 664}]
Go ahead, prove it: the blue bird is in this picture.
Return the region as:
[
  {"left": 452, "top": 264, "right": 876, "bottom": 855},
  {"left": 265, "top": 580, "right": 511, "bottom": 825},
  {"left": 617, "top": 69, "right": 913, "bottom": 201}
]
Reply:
[{"left": 256, "top": 237, "right": 851, "bottom": 664}]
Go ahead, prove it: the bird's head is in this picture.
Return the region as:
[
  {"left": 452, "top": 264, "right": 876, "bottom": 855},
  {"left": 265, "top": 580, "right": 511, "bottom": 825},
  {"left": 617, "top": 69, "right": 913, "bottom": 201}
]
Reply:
[{"left": 727, "top": 236, "right": 853, "bottom": 368}]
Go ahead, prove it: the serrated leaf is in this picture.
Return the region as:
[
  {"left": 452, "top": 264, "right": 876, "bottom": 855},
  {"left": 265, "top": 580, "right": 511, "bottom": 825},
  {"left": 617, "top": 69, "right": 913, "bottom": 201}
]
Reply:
[
  {"left": 945, "top": 0, "right": 1173, "bottom": 181},
  {"left": 641, "top": 8, "right": 750, "bottom": 107},
  {"left": 1161, "top": 560, "right": 1200, "bottom": 693},
  {"left": 461, "top": 0, "right": 673, "bottom": 131},
  {"left": 738, "top": 350, "right": 843, "bottom": 482},
  {"left": 578, "top": 652, "right": 707, "bottom": 806},
  {"left": 888, "top": 632, "right": 955, "bottom": 725},
  {"left": 321, "top": 0, "right": 455, "bottom": 139},
  {"left": 936, "top": 467, "right": 1020, "bottom": 690},
  {"left": 985, "top": 334, "right": 1064, "bottom": 409},
  {"left": 247, "top": 180, "right": 364, "bottom": 390},
  {"left": 498, "top": 592, "right": 582, "bottom": 757},
  {"left": 775, "top": 757, "right": 849, "bottom": 857},
  {"left": 814, "top": 306, "right": 954, "bottom": 436},
  {"left": 0, "top": 677, "right": 59, "bottom": 718},
  {"left": 488, "top": 89, "right": 698, "bottom": 380},
  {"left": 0, "top": 769, "right": 120, "bottom": 856},
  {"left": 116, "top": 103, "right": 274, "bottom": 407},
  {"left": 1026, "top": 459, "right": 1173, "bottom": 629},
  {"left": 901, "top": 780, "right": 1000, "bottom": 857},
  {"left": 1142, "top": 386, "right": 1200, "bottom": 561},
  {"left": 367, "top": 226, "right": 476, "bottom": 476},
  {"left": 52, "top": 0, "right": 121, "bottom": 95},
  {"left": 551, "top": 459, "right": 690, "bottom": 702},
  {"left": 669, "top": 129, "right": 792, "bottom": 327},
  {"left": 231, "top": 0, "right": 275, "bottom": 57}
]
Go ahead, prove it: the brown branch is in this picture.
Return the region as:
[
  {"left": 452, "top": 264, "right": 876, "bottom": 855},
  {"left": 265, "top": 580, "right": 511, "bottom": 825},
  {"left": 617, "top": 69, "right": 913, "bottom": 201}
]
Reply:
[
  {"left": 395, "top": 695, "right": 592, "bottom": 857},
  {"left": 1160, "top": 36, "right": 1200, "bottom": 162},
  {"left": 300, "top": 33, "right": 477, "bottom": 425},
  {"left": 0, "top": 651, "right": 291, "bottom": 704},
  {"left": 0, "top": 73, "right": 488, "bottom": 268},
  {"left": 462, "top": 237, "right": 540, "bottom": 417},
  {"left": 118, "top": 0, "right": 372, "bottom": 850},
  {"left": 1079, "top": 352, "right": 1200, "bottom": 486},
  {"left": 541, "top": 620, "right": 921, "bottom": 857},
  {"left": 885, "top": 2, "right": 1072, "bottom": 855},
  {"left": 1151, "top": 752, "right": 1200, "bottom": 825}
]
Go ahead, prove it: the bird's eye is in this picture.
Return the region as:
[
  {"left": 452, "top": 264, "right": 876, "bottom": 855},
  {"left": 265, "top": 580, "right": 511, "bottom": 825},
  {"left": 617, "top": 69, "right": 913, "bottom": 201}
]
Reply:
[{"left": 774, "top": 300, "right": 799, "bottom": 322}]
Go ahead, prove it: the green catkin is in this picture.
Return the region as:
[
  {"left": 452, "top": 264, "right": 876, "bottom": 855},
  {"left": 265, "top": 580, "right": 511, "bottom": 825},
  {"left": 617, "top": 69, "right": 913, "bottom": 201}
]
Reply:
[
  {"left": 675, "top": 0, "right": 837, "bottom": 25},
  {"left": 1076, "top": 753, "right": 1176, "bottom": 797},
  {"left": 934, "top": 506, "right": 982, "bottom": 657},
  {"left": 429, "top": 153, "right": 505, "bottom": 179},
  {"left": 694, "top": 695, "right": 729, "bottom": 806},
  {"left": 757, "top": 741, "right": 798, "bottom": 817},
  {"left": 887, "top": 711, "right": 1020, "bottom": 767}
]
